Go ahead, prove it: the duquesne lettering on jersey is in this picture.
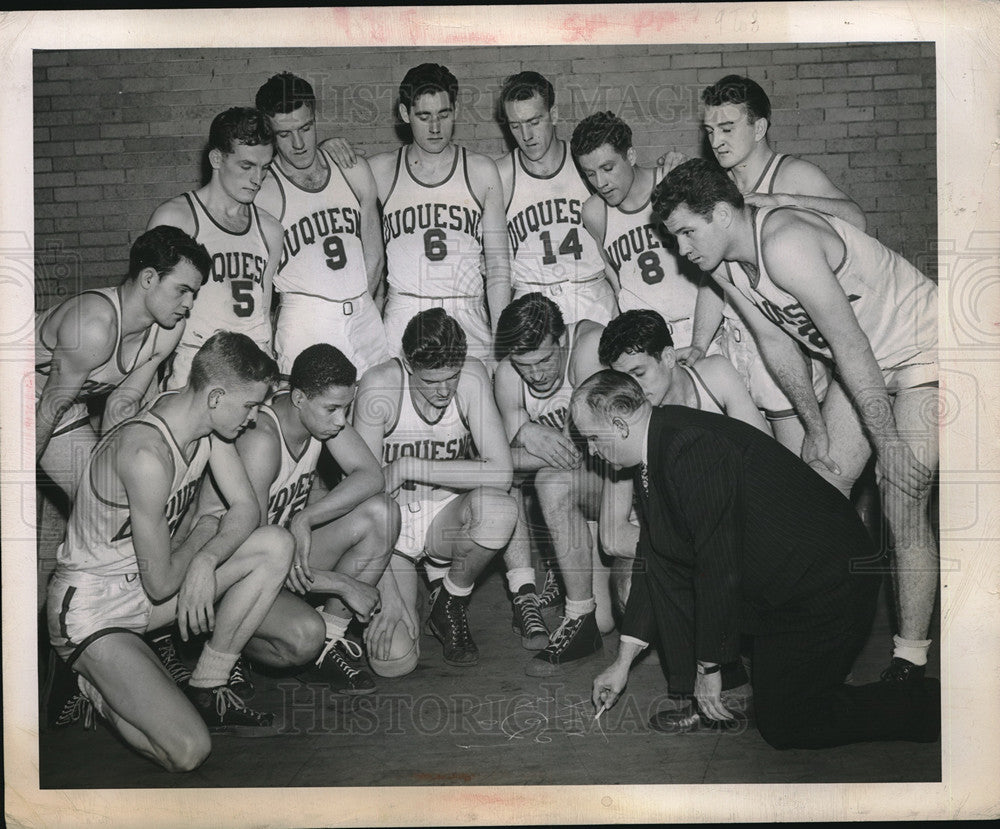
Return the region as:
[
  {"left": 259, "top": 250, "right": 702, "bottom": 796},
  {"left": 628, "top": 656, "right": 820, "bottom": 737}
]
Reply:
[
  {"left": 208, "top": 250, "right": 267, "bottom": 285},
  {"left": 268, "top": 469, "right": 315, "bottom": 526},
  {"left": 507, "top": 197, "right": 583, "bottom": 257},
  {"left": 382, "top": 203, "right": 481, "bottom": 245},
  {"left": 604, "top": 223, "right": 665, "bottom": 274},
  {"left": 382, "top": 433, "right": 474, "bottom": 464},
  {"left": 110, "top": 477, "right": 202, "bottom": 543},
  {"left": 279, "top": 206, "right": 362, "bottom": 271}
]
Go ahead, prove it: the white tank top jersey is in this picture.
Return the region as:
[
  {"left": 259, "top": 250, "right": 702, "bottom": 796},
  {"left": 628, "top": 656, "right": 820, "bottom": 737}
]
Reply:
[
  {"left": 681, "top": 363, "right": 725, "bottom": 415},
  {"left": 722, "top": 152, "right": 787, "bottom": 324},
  {"left": 381, "top": 359, "right": 475, "bottom": 506},
  {"left": 521, "top": 322, "right": 577, "bottom": 431},
  {"left": 602, "top": 168, "right": 699, "bottom": 326},
  {"left": 505, "top": 142, "right": 606, "bottom": 288},
  {"left": 181, "top": 191, "right": 271, "bottom": 349},
  {"left": 381, "top": 146, "right": 485, "bottom": 299},
  {"left": 259, "top": 397, "right": 323, "bottom": 528},
  {"left": 724, "top": 205, "right": 938, "bottom": 368},
  {"left": 56, "top": 393, "right": 211, "bottom": 577},
  {"left": 268, "top": 149, "right": 368, "bottom": 302},
  {"left": 35, "top": 286, "right": 162, "bottom": 405}
]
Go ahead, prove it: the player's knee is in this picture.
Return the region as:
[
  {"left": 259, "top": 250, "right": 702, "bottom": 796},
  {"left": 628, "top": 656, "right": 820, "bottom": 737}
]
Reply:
[
  {"left": 284, "top": 609, "right": 326, "bottom": 666},
  {"left": 249, "top": 525, "right": 295, "bottom": 573},
  {"left": 469, "top": 488, "right": 517, "bottom": 548},
  {"left": 534, "top": 468, "right": 571, "bottom": 511},
  {"left": 360, "top": 493, "right": 401, "bottom": 546},
  {"left": 369, "top": 627, "right": 420, "bottom": 678},
  {"left": 162, "top": 723, "right": 211, "bottom": 773}
]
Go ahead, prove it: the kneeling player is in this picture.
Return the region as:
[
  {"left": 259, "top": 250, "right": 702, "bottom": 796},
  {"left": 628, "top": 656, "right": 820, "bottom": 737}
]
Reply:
[
  {"left": 45, "top": 333, "right": 315, "bottom": 771},
  {"left": 353, "top": 309, "right": 517, "bottom": 673},
  {"left": 205, "top": 343, "right": 400, "bottom": 694}
]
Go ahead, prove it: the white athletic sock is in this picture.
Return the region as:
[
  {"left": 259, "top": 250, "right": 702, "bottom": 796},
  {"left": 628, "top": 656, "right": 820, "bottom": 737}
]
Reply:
[
  {"left": 893, "top": 634, "right": 931, "bottom": 666},
  {"left": 506, "top": 567, "right": 536, "bottom": 595},
  {"left": 190, "top": 643, "right": 239, "bottom": 688},
  {"left": 316, "top": 608, "right": 350, "bottom": 643},
  {"left": 443, "top": 573, "right": 473, "bottom": 598},
  {"left": 425, "top": 562, "right": 450, "bottom": 584},
  {"left": 564, "top": 596, "right": 596, "bottom": 620}
]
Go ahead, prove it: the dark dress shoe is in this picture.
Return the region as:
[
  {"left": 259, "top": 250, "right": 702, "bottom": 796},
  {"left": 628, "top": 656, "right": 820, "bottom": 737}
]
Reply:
[{"left": 880, "top": 656, "right": 926, "bottom": 682}]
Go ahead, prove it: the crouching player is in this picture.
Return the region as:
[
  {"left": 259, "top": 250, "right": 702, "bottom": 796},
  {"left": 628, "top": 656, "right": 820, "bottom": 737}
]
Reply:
[
  {"left": 205, "top": 343, "right": 400, "bottom": 694},
  {"left": 45, "top": 333, "right": 306, "bottom": 771},
  {"left": 353, "top": 309, "right": 517, "bottom": 674}
]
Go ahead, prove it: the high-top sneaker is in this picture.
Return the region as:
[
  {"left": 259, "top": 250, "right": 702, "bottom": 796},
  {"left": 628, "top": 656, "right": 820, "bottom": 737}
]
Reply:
[
  {"left": 511, "top": 588, "right": 549, "bottom": 650},
  {"left": 227, "top": 654, "right": 255, "bottom": 700},
  {"left": 536, "top": 566, "right": 564, "bottom": 611},
  {"left": 42, "top": 651, "right": 95, "bottom": 730},
  {"left": 184, "top": 684, "right": 275, "bottom": 735},
  {"left": 148, "top": 631, "right": 192, "bottom": 687},
  {"left": 307, "top": 637, "right": 376, "bottom": 695},
  {"left": 427, "top": 584, "right": 479, "bottom": 667},
  {"left": 526, "top": 610, "right": 603, "bottom": 677}
]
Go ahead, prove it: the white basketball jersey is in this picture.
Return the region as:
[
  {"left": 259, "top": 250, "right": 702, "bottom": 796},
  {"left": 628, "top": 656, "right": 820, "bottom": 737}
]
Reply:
[
  {"left": 506, "top": 142, "right": 605, "bottom": 288},
  {"left": 521, "top": 323, "right": 577, "bottom": 431},
  {"left": 381, "top": 146, "right": 485, "bottom": 299},
  {"left": 56, "top": 393, "right": 211, "bottom": 577},
  {"left": 35, "top": 286, "right": 162, "bottom": 405},
  {"left": 181, "top": 192, "right": 272, "bottom": 350},
  {"left": 381, "top": 360, "right": 475, "bottom": 506},
  {"left": 681, "top": 363, "right": 724, "bottom": 415},
  {"left": 259, "top": 398, "right": 323, "bottom": 528},
  {"left": 269, "top": 149, "right": 368, "bottom": 302},
  {"left": 724, "top": 206, "right": 938, "bottom": 368},
  {"left": 603, "top": 168, "right": 699, "bottom": 326}
]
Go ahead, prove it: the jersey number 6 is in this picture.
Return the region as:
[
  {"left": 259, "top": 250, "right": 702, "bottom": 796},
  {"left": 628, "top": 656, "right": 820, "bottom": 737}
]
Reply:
[{"left": 424, "top": 228, "right": 448, "bottom": 262}]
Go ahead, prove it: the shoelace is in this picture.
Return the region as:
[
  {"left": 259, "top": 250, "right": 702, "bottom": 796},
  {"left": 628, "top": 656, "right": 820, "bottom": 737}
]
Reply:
[
  {"left": 548, "top": 615, "right": 583, "bottom": 651},
  {"left": 56, "top": 692, "right": 96, "bottom": 730},
  {"left": 314, "top": 636, "right": 363, "bottom": 669},
  {"left": 445, "top": 597, "right": 471, "bottom": 645},
  {"left": 155, "top": 637, "right": 192, "bottom": 684},
  {"left": 210, "top": 685, "right": 270, "bottom": 724},
  {"left": 538, "top": 570, "right": 561, "bottom": 606},
  {"left": 229, "top": 656, "right": 250, "bottom": 685},
  {"left": 513, "top": 593, "right": 546, "bottom": 634}
]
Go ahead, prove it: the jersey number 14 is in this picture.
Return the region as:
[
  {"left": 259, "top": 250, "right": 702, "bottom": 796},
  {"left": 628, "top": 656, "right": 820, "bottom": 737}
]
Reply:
[{"left": 538, "top": 227, "right": 584, "bottom": 264}]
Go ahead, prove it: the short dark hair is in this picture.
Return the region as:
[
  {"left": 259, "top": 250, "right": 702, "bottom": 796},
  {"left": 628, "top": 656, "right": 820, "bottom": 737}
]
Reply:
[
  {"left": 570, "top": 111, "right": 632, "bottom": 159},
  {"left": 598, "top": 309, "right": 674, "bottom": 366},
  {"left": 208, "top": 107, "right": 274, "bottom": 154},
  {"left": 500, "top": 70, "right": 555, "bottom": 111},
  {"left": 399, "top": 63, "right": 458, "bottom": 110},
  {"left": 401, "top": 308, "right": 467, "bottom": 370},
  {"left": 289, "top": 343, "right": 357, "bottom": 398},
  {"left": 255, "top": 71, "right": 316, "bottom": 117},
  {"left": 127, "top": 225, "right": 212, "bottom": 286},
  {"left": 652, "top": 157, "right": 744, "bottom": 223},
  {"left": 571, "top": 369, "right": 647, "bottom": 424},
  {"left": 189, "top": 331, "right": 280, "bottom": 392},
  {"left": 494, "top": 292, "right": 566, "bottom": 362},
  {"left": 701, "top": 74, "right": 771, "bottom": 125}
]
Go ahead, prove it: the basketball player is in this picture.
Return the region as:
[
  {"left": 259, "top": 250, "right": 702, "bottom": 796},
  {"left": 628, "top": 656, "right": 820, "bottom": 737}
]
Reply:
[
  {"left": 498, "top": 71, "right": 618, "bottom": 326},
  {"left": 352, "top": 309, "right": 517, "bottom": 673},
  {"left": 45, "top": 332, "right": 313, "bottom": 771},
  {"left": 368, "top": 63, "right": 510, "bottom": 363},
  {"left": 253, "top": 72, "right": 391, "bottom": 378},
  {"left": 148, "top": 107, "right": 283, "bottom": 388},
  {"left": 35, "top": 226, "right": 210, "bottom": 499},
  {"left": 597, "top": 308, "right": 770, "bottom": 612},
  {"left": 655, "top": 158, "right": 938, "bottom": 682},
  {"left": 682, "top": 75, "right": 866, "bottom": 452},
  {"left": 573, "top": 112, "right": 703, "bottom": 350},
  {"left": 494, "top": 293, "right": 613, "bottom": 675},
  {"left": 197, "top": 343, "right": 398, "bottom": 694}
]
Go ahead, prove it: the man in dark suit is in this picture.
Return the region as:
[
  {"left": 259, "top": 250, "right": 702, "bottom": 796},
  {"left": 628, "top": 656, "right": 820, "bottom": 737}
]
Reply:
[{"left": 574, "top": 370, "right": 939, "bottom": 749}]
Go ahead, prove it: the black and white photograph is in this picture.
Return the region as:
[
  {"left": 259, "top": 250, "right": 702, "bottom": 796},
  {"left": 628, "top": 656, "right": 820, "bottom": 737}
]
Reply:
[{"left": 3, "top": 3, "right": 999, "bottom": 826}]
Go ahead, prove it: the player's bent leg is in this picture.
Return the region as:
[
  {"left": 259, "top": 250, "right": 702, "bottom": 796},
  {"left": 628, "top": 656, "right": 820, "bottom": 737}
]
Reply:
[
  {"left": 505, "top": 500, "right": 549, "bottom": 650},
  {"left": 815, "top": 381, "right": 870, "bottom": 499},
  {"left": 880, "top": 386, "right": 940, "bottom": 679},
  {"left": 368, "top": 556, "right": 421, "bottom": 678},
  {"left": 243, "top": 590, "right": 325, "bottom": 669},
  {"left": 72, "top": 632, "right": 211, "bottom": 772}
]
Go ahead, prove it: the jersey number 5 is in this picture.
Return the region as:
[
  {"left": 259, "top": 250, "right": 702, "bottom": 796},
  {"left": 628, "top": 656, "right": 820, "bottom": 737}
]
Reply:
[{"left": 231, "top": 279, "right": 255, "bottom": 317}]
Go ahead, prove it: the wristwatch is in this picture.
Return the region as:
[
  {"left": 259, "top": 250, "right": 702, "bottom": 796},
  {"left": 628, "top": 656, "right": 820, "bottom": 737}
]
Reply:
[{"left": 696, "top": 662, "right": 721, "bottom": 675}]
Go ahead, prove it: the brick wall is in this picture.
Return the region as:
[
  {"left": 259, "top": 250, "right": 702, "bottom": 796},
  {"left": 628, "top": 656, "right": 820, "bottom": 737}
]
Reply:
[{"left": 33, "top": 42, "right": 936, "bottom": 307}]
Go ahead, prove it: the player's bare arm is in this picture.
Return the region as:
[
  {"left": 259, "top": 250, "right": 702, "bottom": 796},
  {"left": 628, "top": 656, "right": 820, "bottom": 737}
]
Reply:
[
  {"left": 746, "top": 158, "right": 866, "bottom": 231},
  {"left": 146, "top": 198, "right": 197, "bottom": 236},
  {"left": 102, "top": 322, "right": 186, "bottom": 433},
  {"left": 322, "top": 136, "right": 360, "bottom": 169},
  {"left": 366, "top": 150, "right": 397, "bottom": 206},
  {"left": 494, "top": 358, "right": 579, "bottom": 471},
  {"left": 233, "top": 411, "right": 284, "bottom": 524},
  {"left": 581, "top": 195, "right": 619, "bottom": 296},
  {"left": 352, "top": 360, "right": 395, "bottom": 462},
  {"left": 678, "top": 277, "right": 726, "bottom": 365},
  {"left": 568, "top": 320, "right": 606, "bottom": 384},
  {"left": 762, "top": 218, "right": 930, "bottom": 496},
  {"left": 695, "top": 355, "right": 771, "bottom": 434},
  {"left": 299, "top": 425, "right": 384, "bottom": 529},
  {"left": 36, "top": 295, "right": 118, "bottom": 460},
  {"left": 258, "top": 209, "right": 285, "bottom": 344},
  {"left": 335, "top": 154, "right": 387, "bottom": 302},
  {"left": 468, "top": 152, "right": 512, "bottom": 331}
]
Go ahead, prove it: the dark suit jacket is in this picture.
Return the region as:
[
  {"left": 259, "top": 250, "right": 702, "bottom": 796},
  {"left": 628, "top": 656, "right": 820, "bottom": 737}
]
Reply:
[{"left": 621, "top": 406, "right": 875, "bottom": 694}]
